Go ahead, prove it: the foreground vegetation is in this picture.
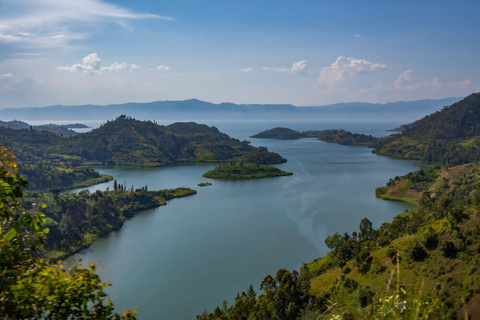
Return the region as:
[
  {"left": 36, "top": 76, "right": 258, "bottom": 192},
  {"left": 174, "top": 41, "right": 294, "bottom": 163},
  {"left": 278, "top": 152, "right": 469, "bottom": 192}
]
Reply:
[{"left": 0, "top": 147, "right": 136, "bottom": 318}]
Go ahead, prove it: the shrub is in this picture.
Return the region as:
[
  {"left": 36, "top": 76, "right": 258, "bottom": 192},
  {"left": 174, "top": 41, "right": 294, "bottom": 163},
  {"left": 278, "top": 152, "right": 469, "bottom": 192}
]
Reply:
[
  {"left": 358, "top": 286, "right": 374, "bottom": 308},
  {"left": 406, "top": 243, "right": 428, "bottom": 261},
  {"left": 421, "top": 230, "right": 439, "bottom": 250},
  {"left": 439, "top": 240, "right": 457, "bottom": 258}
]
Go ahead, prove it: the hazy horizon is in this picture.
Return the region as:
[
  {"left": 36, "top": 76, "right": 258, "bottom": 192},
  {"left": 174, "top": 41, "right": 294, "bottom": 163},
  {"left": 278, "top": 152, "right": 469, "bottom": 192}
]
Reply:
[{"left": 1, "top": 1, "right": 479, "bottom": 109}]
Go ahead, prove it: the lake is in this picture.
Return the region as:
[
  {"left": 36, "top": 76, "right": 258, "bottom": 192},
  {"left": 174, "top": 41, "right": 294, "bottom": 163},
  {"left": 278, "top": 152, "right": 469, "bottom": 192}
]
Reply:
[{"left": 66, "top": 120, "right": 417, "bottom": 319}]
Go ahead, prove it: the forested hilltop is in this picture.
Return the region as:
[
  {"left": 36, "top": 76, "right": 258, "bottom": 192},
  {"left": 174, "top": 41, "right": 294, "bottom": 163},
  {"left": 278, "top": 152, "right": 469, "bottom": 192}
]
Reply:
[
  {"left": 374, "top": 93, "right": 480, "bottom": 166},
  {"left": 0, "top": 115, "right": 285, "bottom": 167},
  {"left": 198, "top": 93, "right": 480, "bottom": 320}
]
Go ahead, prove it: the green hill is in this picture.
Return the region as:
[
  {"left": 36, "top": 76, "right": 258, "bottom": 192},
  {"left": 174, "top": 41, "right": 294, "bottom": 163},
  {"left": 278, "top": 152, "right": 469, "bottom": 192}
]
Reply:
[
  {"left": 250, "top": 127, "right": 305, "bottom": 140},
  {"left": 56, "top": 116, "right": 283, "bottom": 166},
  {"left": 375, "top": 93, "right": 480, "bottom": 166},
  {"left": 0, "top": 115, "right": 286, "bottom": 167}
]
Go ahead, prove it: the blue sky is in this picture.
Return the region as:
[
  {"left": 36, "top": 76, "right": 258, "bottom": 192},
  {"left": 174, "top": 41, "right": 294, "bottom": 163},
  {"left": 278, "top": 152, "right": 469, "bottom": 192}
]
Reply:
[{"left": 0, "top": 0, "right": 479, "bottom": 108}]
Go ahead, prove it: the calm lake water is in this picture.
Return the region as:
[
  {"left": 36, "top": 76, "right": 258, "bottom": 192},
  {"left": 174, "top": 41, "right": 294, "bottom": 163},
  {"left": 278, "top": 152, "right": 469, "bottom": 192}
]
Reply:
[{"left": 66, "top": 120, "right": 417, "bottom": 319}]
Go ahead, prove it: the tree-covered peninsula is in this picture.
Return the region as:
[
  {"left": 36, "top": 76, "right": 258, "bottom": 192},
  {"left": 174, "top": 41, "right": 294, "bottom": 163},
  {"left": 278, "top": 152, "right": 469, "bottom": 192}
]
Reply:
[
  {"left": 23, "top": 186, "right": 196, "bottom": 260},
  {"left": 251, "top": 127, "right": 378, "bottom": 146}
]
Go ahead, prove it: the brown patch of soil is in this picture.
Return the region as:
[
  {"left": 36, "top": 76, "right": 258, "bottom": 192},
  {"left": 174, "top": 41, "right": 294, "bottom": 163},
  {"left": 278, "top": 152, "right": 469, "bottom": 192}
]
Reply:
[
  {"left": 457, "top": 293, "right": 480, "bottom": 320},
  {"left": 406, "top": 189, "right": 422, "bottom": 197}
]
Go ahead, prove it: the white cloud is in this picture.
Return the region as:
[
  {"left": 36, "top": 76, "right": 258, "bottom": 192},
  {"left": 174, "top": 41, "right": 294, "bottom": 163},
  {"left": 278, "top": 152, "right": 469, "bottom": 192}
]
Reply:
[
  {"left": 0, "top": 0, "right": 171, "bottom": 48},
  {"left": 262, "top": 60, "right": 308, "bottom": 74},
  {"left": 0, "top": 73, "right": 14, "bottom": 80},
  {"left": 57, "top": 53, "right": 139, "bottom": 74},
  {"left": 149, "top": 65, "right": 170, "bottom": 71},
  {"left": 394, "top": 69, "right": 471, "bottom": 93},
  {"left": 313, "top": 56, "right": 389, "bottom": 92},
  {"left": 101, "top": 62, "right": 140, "bottom": 72},
  {"left": 238, "top": 68, "right": 253, "bottom": 73},
  {"left": 290, "top": 60, "right": 307, "bottom": 74}
]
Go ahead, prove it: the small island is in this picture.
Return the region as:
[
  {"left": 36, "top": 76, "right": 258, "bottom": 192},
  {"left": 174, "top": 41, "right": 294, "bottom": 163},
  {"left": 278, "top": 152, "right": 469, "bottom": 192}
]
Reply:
[
  {"left": 198, "top": 182, "right": 212, "bottom": 187},
  {"left": 203, "top": 162, "right": 293, "bottom": 179}
]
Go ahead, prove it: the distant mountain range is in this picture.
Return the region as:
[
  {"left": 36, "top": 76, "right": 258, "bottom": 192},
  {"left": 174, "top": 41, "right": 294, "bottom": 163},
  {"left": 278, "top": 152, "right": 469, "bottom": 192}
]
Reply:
[{"left": 0, "top": 97, "right": 463, "bottom": 122}]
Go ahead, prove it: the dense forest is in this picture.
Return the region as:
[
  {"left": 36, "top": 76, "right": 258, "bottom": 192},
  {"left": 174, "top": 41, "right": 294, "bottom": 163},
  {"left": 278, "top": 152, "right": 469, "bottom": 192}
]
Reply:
[{"left": 21, "top": 186, "right": 196, "bottom": 260}]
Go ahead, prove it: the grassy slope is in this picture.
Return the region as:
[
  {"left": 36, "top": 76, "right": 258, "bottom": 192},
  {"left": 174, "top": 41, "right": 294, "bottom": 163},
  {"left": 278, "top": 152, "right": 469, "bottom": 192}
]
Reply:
[{"left": 303, "top": 163, "right": 480, "bottom": 318}]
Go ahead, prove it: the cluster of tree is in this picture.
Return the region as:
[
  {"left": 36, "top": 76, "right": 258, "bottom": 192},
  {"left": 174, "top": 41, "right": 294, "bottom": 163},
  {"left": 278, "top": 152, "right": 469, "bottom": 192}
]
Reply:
[
  {"left": 19, "top": 162, "right": 112, "bottom": 191},
  {"left": 251, "top": 127, "right": 378, "bottom": 147},
  {"left": 21, "top": 185, "right": 196, "bottom": 260},
  {"left": 197, "top": 269, "right": 310, "bottom": 320},
  {"left": 304, "top": 129, "right": 378, "bottom": 147},
  {"left": 243, "top": 147, "right": 287, "bottom": 164},
  {"left": 203, "top": 161, "right": 292, "bottom": 179},
  {"left": 0, "top": 147, "right": 136, "bottom": 318}
]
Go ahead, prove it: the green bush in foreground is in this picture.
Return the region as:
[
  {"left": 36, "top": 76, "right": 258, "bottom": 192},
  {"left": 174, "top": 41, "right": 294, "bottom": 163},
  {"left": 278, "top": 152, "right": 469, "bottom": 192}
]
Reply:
[{"left": 0, "top": 146, "right": 136, "bottom": 319}]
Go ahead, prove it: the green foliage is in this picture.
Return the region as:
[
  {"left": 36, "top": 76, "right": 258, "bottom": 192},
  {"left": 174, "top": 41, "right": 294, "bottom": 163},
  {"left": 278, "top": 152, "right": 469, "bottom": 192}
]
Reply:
[
  {"left": 405, "top": 243, "right": 428, "bottom": 261},
  {"left": 305, "top": 129, "right": 378, "bottom": 147},
  {"left": 374, "top": 93, "right": 480, "bottom": 166},
  {"left": 251, "top": 127, "right": 378, "bottom": 146},
  {"left": 1, "top": 116, "right": 287, "bottom": 168},
  {"left": 0, "top": 146, "right": 136, "bottom": 319},
  {"left": 439, "top": 240, "right": 457, "bottom": 258},
  {"left": 198, "top": 269, "right": 309, "bottom": 320},
  {"left": 358, "top": 286, "right": 374, "bottom": 307},
  {"left": 19, "top": 162, "right": 112, "bottom": 191},
  {"left": 250, "top": 127, "right": 304, "bottom": 140},
  {"left": 325, "top": 232, "right": 346, "bottom": 252},
  {"left": 23, "top": 186, "right": 197, "bottom": 259},
  {"left": 202, "top": 162, "right": 292, "bottom": 180},
  {"left": 243, "top": 146, "right": 287, "bottom": 164}
]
